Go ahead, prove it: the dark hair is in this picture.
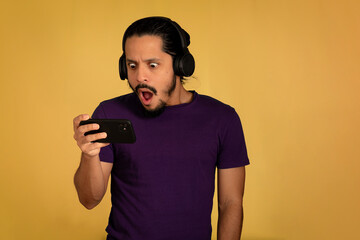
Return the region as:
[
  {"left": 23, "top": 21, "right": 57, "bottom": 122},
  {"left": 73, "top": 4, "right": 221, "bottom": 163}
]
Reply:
[{"left": 122, "top": 16, "right": 192, "bottom": 81}]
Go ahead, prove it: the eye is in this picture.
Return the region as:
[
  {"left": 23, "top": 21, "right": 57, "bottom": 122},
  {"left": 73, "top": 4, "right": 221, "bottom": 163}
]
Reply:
[
  {"left": 149, "top": 63, "right": 158, "bottom": 68},
  {"left": 128, "top": 63, "right": 136, "bottom": 69}
]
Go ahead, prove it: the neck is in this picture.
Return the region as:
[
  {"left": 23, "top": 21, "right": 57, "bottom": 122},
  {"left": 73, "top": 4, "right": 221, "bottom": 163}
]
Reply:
[{"left": 166, "top": 77, "right": 193, "bottom": 106}]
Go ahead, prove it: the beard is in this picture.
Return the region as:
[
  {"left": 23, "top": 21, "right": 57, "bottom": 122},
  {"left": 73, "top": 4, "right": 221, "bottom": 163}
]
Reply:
[{"left": 128, "top": 75, "right": 177, "bottom": 117}]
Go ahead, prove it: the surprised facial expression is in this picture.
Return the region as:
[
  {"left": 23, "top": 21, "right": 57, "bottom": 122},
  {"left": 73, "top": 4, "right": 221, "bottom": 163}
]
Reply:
[{"left": 125, "top": 35, "right": 178, "bottom": 114}]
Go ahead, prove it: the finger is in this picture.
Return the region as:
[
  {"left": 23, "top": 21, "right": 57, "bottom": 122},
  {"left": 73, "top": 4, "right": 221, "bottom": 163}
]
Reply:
[
  {"left": 76, "top": 131, "right": 105, "bottom": 146},
  {"left": 74, "top": 123, "right": 98, "bottom": 142},
  {"left": 73, "top": 114, "right": 90, "bottom": 131},
  {"left": 77, "top": 123, "right": 100, "bottom": 135},
  {"left": 91, "top": 142, "right": 111, "bottom": 149},
  {"left": 84, "top": 132, "right": 107, "bottom": 143}
]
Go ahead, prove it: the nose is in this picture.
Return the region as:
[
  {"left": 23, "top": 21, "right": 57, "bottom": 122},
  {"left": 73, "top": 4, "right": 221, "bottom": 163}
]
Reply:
[{"left": 135, "top": 64, "right": 148, "bottom": 83}]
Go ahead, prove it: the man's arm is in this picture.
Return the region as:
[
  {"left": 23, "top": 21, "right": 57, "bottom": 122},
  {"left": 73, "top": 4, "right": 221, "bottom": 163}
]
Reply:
[
  {"left": 74, "top": 154, "right": 112, "bottom": 209},
  {"left": 73, "top": 114, "right": 113, "bottom": 209},
  {"left": 217, "top": 166, "right": 246, "bottom": 240}
]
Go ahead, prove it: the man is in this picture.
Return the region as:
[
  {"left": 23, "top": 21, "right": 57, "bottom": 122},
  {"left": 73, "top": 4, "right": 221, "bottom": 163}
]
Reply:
[{"left": 73, "top": 16, "right": 249, "bottom": 240}]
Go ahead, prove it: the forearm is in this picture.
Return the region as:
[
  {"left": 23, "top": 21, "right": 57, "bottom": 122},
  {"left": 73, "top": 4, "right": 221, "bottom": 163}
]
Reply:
[
  {"left": 74, "top": 153, "right": 107, "bottom": 209},
  {"left": 217, "top": 201, "right": 244, "bottom": 240}
]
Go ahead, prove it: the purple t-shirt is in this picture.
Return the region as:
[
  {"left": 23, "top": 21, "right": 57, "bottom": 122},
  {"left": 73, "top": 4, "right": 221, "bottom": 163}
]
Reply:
[{"left": 92, "top": 91, "right": 249, "bottom": 240}]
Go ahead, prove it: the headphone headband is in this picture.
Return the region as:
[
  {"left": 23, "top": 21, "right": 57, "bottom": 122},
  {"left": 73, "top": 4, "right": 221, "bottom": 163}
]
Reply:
[{"left": 166, "top": 19, "right": 188, "bottom": 54}]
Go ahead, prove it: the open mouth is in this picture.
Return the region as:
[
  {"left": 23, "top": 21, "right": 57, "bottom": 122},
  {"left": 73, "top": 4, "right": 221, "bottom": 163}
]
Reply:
[{"left": 138, "top": 89, "right": 154, "bottom": 105}]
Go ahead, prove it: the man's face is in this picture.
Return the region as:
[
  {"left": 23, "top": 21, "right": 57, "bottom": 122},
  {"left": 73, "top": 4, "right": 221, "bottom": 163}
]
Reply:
[{"left": 125, "top": 35, "right": 178, "bottom": 114}]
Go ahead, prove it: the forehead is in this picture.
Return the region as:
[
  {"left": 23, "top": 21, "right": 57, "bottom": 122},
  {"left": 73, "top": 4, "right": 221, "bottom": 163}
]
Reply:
[{"left": 124, "top": 35, "right": 165, "bottom": 57}]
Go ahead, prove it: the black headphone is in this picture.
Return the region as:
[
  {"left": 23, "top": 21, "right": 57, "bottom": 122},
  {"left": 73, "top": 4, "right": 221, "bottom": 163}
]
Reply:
[{"left": 119, "top": 17, "right": 195, "bottom": 80}]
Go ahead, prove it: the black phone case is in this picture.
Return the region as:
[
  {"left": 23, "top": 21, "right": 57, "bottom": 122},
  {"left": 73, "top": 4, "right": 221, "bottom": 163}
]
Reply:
[{"left": 80, "top": 119, "right": 136, "bottom": 143}]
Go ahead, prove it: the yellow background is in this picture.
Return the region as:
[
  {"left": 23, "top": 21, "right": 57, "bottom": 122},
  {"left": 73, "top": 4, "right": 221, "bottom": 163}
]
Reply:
[{"left": 1, "top": 0, "right": 359, "bottom": 239}]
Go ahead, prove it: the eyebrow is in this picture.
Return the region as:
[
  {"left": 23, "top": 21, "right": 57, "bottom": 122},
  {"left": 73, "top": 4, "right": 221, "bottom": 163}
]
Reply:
[{"left": 126, "top": 58, "right": 161, "bottom": 63}]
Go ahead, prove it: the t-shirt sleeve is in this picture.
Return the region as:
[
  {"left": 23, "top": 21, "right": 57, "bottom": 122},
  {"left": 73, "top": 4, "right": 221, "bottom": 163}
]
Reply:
[
  {"left": 91, "top": 103, "right": 115, "bottom": 163},
  {"left": 217, "top": 108, "right": 250, "bottom": 169}
]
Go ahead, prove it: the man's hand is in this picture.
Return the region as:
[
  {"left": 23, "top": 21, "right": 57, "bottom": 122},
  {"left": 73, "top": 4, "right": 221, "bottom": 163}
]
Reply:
[{"left": 73, "top": 114, "right": 109, "bottom": 158}]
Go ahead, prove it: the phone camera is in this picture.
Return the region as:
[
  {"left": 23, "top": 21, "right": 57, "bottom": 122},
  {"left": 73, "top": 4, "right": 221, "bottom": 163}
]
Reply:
[{"left": 119, "top": 123, "right": 127, "bottom": 131}]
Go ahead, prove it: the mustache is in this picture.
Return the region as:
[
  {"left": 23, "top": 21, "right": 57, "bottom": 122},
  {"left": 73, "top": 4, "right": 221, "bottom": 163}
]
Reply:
[{"left": 135, "top": 83, "right": 157, "bottom": 95}]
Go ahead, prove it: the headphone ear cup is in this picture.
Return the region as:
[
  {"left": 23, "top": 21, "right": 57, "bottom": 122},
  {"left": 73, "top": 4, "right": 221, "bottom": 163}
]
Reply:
[
  {"left": 174, "top": 52, "right": 195, "bottom": 77},
  {"left": 119, "top": 54, "right": 127, "bottom": 80},
  {"left": 181, "top": 53, "right": 195, "bottom": 77}
]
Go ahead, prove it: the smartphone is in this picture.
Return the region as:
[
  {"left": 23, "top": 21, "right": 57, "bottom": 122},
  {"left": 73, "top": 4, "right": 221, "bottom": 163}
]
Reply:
[{"left": 79, "top": 119, "right": 136, "bottom": 143}]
